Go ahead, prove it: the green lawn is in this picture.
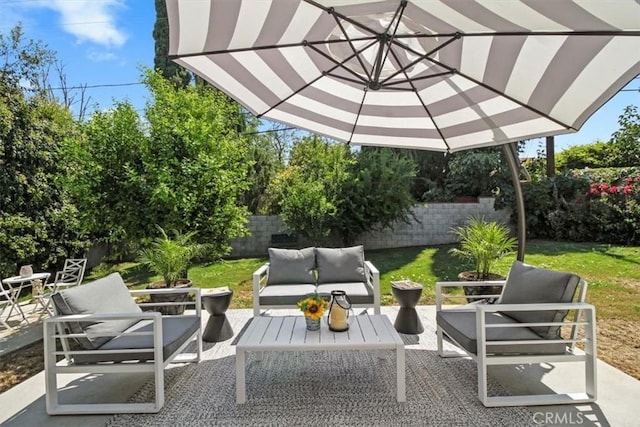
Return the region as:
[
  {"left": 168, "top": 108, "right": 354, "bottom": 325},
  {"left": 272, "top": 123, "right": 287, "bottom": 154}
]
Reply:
[{"left": 99, "top": 240, "right": 640, "bottom": 321}]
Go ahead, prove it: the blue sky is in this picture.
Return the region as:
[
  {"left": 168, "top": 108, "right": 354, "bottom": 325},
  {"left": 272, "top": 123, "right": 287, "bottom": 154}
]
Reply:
[{"left": 1, "top": 0, "right": 638, "bottom": 157}]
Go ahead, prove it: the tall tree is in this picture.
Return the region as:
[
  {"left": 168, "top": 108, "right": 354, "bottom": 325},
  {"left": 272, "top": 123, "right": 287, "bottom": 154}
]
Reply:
[
  {"left": 0, "top": 25, "right": 87, "bottom": 276},
  {"left": 153, "top": 0, "right": 191, "bottom": 86}
]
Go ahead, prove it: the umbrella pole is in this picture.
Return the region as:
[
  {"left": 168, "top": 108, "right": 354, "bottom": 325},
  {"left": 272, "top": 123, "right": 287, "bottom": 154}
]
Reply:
[{"left": 502, "top": 143, "right": 526, "bottom": 261}]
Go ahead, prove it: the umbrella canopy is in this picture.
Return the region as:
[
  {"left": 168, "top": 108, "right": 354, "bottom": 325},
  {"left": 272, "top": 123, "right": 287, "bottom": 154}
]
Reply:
[{"left": 166, "top": 0, "right": 640, "bottom": 152}]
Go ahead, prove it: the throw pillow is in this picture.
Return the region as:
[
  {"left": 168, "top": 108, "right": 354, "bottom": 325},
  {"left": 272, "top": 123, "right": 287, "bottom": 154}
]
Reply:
[
  {"left": 266, "top": 247, "right": 316, "bottom": 285},
  {"left": 316, "top": 246, "right": 366, "bottom": 284}
]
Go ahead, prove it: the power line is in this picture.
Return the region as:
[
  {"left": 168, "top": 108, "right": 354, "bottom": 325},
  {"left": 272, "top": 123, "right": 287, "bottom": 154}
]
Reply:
[{"left": 28, "top": 82, "right": 143, "bottom": 91}]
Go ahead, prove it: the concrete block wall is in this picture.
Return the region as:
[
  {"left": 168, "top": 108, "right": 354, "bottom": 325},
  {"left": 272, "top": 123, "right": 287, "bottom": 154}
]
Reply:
[{"left": 228, "top": 197, "right": 511, "bottom": 257}]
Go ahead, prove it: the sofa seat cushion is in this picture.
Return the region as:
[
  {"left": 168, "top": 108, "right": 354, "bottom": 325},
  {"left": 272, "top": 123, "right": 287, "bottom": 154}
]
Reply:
[
  {"left": 316, "top": 246, "right": 366, "bottom": 284},
  {"left": 316, "top": 282, "right": 373, "bottom": 305},
  {"left": 73, "top": 315, "right": 200, "bottom": 364},
  {"left": 51, "top": 273, "right": 142, "bottom": 350},
  {"left": 436, "top": 310, "right": 567, "bottom": 355},
  {"left": 497, "top": 261, "right": 580, "bottom": 339},
  {"left": 259, "top": 284, "right": 317, "bottom": 306},
  {"left": 267, "top": 247, "right": 316, "bottom": 285}
]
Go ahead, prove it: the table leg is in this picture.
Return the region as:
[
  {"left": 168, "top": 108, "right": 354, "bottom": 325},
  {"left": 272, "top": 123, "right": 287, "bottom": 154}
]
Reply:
[
  {"left": 6, "top": 285, "right": 29, "bottom": 323},
  {"left": 236, "top": 348, "right": 246, "bottom": 404},
  {"left": 396, "top": 344, "right": 406, "bottom": 402}
]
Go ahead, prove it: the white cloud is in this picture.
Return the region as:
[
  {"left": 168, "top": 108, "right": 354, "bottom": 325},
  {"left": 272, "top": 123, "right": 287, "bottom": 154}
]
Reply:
[
  {"left": 87, "top": 49, "right": 118, "bottom": 62},
  {"left": 47, "top": 0, "right": 128, "bottom": 47}
]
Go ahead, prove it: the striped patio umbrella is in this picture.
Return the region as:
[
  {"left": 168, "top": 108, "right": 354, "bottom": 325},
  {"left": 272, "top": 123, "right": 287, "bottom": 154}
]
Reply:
[{"left": 166, "top": 0, "right": 640, "bottom": 152}]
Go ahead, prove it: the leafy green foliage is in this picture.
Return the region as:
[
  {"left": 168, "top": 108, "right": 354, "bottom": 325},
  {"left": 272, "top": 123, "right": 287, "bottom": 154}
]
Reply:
[
  {"left": 446, "top": 148, "right": 509, "bottom": 197},
  {"left": 336, "top": 147, "right": 416, "bottom": 244},
  {"left": 266, "top": 140, "right": 416, "bottom": 244},
  {"left": 138, "top": 226, "right": 204, "bottom": 287},
  {"left": 266, "top": 136, "right": 351, "bottom": 242},
  {"left": 153, "top": 0, "right": 191, "bottom": 87},
  {"left": 556, "top": 105, "right": 640, "bottom": 170},
  {"left": 449, "top": 216, "right": 517, "bottom": 279},
  {"left": 0, "top": 27, "right": 88, "bottom": 276}
]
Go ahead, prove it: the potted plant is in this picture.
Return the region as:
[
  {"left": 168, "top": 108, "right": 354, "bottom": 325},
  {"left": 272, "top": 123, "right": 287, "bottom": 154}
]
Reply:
[
  {"left": 449, "top": 216, "right": 517, "bottom": 302},
  {"left": 138, "top": 226, "right": 204, "bottom": 315}
]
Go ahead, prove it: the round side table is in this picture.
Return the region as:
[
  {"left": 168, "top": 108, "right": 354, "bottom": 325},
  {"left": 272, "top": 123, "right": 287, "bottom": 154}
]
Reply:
[
  {"left": 391, "top": 280, "right": 424, "bottom": 334},
  {"left": 202, "top": 289, "right": 234, "bottom": 342}
]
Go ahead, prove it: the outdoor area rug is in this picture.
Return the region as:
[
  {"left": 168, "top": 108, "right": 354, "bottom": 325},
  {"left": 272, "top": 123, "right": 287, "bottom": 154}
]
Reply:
[{"left": 105, "top": 308, "right": 540, "bottom": 427}]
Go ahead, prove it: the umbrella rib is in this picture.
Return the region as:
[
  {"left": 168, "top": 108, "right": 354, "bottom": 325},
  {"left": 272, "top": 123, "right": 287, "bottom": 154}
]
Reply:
[
  {"left": 167, "top": 37, "right": 376, "bottom": 59},
  {"left": 426, "top": 56, "right": 575, "bottom": 131},
  {"left": 256, "top": 40, "right": 377, "bottom": 118},
  {"left": 382, "top": 71, "right": 453, "bottom": 88},
  {"left": 307, "top": 41, "right": 378, "bottom": 85},
  {"left": 387, "top": 46, "right": 450, "bottom": 151},
  {"left": 304, "top": 0, "right": 378, "bottom": 37},
  {"left": 349, "top": 90, "right": 369, "bottom": 145},
  {"left": 331, "top": 12, "right": 372, "bottom": 81},
  {"left": 372, "top": 0, "right": 408, "bottom": 86},
  {"left": 379, "top": 34, "right": 460, "bottom": 85}
]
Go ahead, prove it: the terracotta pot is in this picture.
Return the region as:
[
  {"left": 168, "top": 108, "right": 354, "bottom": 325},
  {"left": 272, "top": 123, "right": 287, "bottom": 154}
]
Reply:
[
  {"left": 458, "top": 272, "right": 505, "bottom": 303},
  {"left": 147, "top": 279, "right": 192, "bottom": 315}
]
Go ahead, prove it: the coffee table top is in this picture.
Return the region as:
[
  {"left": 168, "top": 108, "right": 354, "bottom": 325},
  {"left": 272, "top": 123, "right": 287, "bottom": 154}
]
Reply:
[{"left": 237, "top": 314, "right": 403, "bottom": 351}]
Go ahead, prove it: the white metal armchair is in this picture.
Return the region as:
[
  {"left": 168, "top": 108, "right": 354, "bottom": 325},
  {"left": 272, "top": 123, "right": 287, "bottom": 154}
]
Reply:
[
  {"left": 436, "top": 261, "right": 597, "bottom": 407},
  {"left": 44, "top": 272, "right": 202, "bottom": 414}
]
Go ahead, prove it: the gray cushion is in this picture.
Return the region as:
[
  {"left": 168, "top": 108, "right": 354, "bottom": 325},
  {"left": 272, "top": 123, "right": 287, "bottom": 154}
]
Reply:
[
  {"left": 316, "top": 282, "right": 373, "bottom": 305},
  {"left": 315, "top": 246, "right": 366, "bottom": 284},
  {"left": 51, "top": 273, "right": 142, "bottom": 350},
  {"left": 266, "top": 247, "right": 316, "bottom": 285},
  {"left": 73, "top": 316, "right": 200, "bottom": 364},
  {"left": 497, "top": 261, "right": 580, "bottom": 339},
  {"left": 436, "top": 311, "right": 567, "bottom": 355},
  {"left": 259, "top": 284, "right": 318, "bottom": 306}
]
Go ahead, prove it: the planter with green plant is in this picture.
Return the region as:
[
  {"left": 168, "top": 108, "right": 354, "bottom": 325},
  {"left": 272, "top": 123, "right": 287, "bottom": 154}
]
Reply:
[
  {"left": 138, "top": 227, "right": 204, "bottom": 315},
  {"left": 449, "top": 216, "right": 517, "bottom": 302}
]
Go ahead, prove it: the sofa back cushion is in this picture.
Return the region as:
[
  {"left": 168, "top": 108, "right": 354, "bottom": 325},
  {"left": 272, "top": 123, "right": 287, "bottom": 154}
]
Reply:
[
  {"left": 51, "top": 272, "right": 142, "bottom": 349},
  {"left": 316, "top": 246, "right": 366, "bottom": 284},
  {"left": 266, "top": 247, "right": 316, "bottom": 285},
  {"left": 497, "top": 261, "right": 580, "bottom": 339}
]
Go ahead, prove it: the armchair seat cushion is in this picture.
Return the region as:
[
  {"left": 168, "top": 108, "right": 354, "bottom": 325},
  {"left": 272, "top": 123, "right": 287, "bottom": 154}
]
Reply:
[
  {"left": 316, "top": 282, "right": 374, "bottom": 305},
  {"left": 259, "top": 284, "right": 317, "bottom": 306},
  {"left": 73, "top": 315, "right": 201, "bottom": 364},
  {"left": 436, "top": 311, "right": 567, "bottom": 355}
]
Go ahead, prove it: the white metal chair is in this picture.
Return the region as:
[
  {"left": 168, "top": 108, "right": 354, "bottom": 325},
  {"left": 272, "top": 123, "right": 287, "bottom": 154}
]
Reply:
[
  {"left": 436, "top": 261, "right": 597, "bottom": 407},
  {"left": 34, "top": 258, "right": 87, "bottom": 316},
  {"left": 0, "top": 286, "right": 15, "bottom": 330}
]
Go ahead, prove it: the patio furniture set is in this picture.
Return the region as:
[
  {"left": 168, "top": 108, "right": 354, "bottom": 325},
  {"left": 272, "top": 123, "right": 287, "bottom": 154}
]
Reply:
[
  {"left": 0, "top": 258, "right": 87, "bottom": 328},
  {"left": 42, "top": 244, "right": 597, "bottom": 415}
]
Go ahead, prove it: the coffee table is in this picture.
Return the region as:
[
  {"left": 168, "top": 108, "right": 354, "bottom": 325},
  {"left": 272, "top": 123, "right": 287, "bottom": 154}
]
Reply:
[{"left": 235, "top": 314, "right": 405, "bottom": 404}]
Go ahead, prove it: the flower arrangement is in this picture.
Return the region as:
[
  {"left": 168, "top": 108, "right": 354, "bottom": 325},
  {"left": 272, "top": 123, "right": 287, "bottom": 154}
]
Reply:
[{"left": 297, "top": 293, "right": 328, "bottom": 320}]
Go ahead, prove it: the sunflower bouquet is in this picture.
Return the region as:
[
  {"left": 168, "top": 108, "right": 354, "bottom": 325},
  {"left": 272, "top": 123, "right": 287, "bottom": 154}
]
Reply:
[{"left": 297, "top": 293, "right": 328, "bottom": 321}]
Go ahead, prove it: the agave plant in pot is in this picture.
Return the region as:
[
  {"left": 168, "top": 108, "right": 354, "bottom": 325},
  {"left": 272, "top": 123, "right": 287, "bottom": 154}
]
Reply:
[
  {"left": 139, "top": 226, "right": 204, "bottom": 315},
  {"left": 449, "top": 216, "right": 517, "bottom": 303}
]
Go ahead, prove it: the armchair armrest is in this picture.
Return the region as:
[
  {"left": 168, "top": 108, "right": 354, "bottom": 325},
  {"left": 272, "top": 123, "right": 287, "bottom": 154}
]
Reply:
[
  {"left": 364, "top": 260, "right": 380, "bottom": 315},
  {"left": 436, "top": 280, "right": 506, "bottom": 311},
  {"left": 253, "top": 263, "right": 270, "bottom": 316}
]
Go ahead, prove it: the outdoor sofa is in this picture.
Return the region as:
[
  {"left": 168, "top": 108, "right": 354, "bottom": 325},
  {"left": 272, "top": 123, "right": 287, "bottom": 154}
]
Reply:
[
  {"left": 436, "top": 261, "right": 597, "bottom": 407},
  {"left": 44, "top": 272, "right": 202, "bottom": 414},
  {"left": 252, "top": 245, "right": 380, "bottom": 317}
]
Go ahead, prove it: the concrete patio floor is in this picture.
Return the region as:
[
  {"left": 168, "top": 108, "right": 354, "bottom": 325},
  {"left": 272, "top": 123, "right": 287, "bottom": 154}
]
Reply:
[{"left": 0, "top": 305, "right": 638, "bottom": 427}]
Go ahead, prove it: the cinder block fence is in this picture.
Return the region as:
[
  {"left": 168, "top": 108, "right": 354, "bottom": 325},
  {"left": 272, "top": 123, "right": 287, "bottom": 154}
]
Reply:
[{"left": 229, "top": 197, "right": 511, "bottom": 258}]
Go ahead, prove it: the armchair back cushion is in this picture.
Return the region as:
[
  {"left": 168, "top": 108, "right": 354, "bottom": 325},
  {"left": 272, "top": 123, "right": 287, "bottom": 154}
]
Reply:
[
  {"left": 498, "top": 261, "right": 580, "bottom": 339},
  {"left": 266, "top": 247, "right": 316, "bottom": 285},
  {"left": 316, "top": 245, "right": 365, "bottom": 284},
  {"left": 51, "top": 272, "right": 142, "bottom": 349}
]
